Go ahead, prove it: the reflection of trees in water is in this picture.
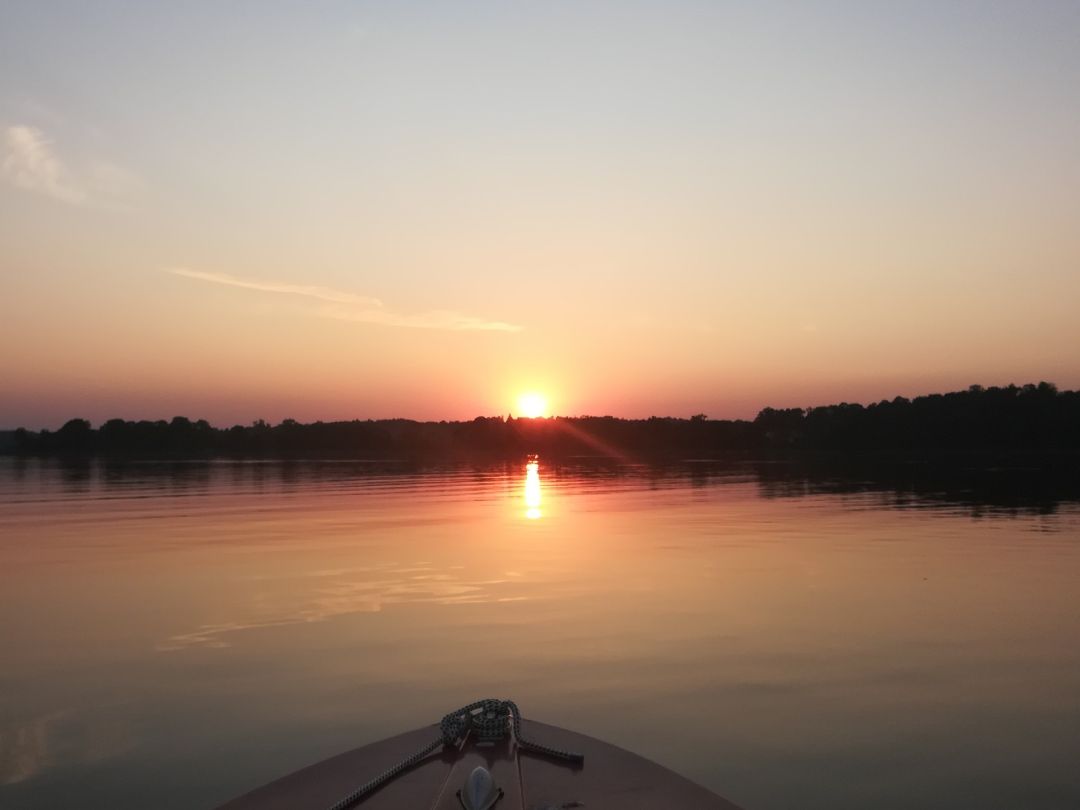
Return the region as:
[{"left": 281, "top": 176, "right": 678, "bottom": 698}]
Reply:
[
  {"left": 11, "top": 455, "right": 1078, "bottom": 518},
  {"left": 58, "top": 459, "right": 93, "bottom": 491},
  {"left": 751, "top": 458, "right": 1080, "bottom": 517}
]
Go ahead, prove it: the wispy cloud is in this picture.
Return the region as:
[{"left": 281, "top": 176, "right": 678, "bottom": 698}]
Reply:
[
  {"left": 170, "top": 268, "right": 384, "bottom": 308},
  {"left": 1, "top": 124, "right": 140, "bottom": 208},
  {"left": 169, "top": 267, "right": 522, "bottom": 332},
  {"left": 2, "top": 125, "right": 86, "bottom": 204}
]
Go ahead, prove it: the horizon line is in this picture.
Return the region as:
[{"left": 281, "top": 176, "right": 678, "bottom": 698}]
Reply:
[{"left": 3, "top": 380, "right": 1064, "bottom": 433}]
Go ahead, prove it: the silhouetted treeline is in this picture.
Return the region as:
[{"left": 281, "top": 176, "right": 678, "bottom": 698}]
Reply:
[{"left": 8, "top": 382, "right": 1080, "bottom": 461}]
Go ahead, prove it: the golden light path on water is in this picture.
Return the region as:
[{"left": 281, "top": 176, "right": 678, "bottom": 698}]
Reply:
[{"left": 524, "top": 459, "right": 542, "bottom": 520}]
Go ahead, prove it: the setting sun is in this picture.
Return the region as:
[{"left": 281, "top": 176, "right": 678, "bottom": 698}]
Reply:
[{"left": 516, "top": 393, "right": 549, "bottom": 419}]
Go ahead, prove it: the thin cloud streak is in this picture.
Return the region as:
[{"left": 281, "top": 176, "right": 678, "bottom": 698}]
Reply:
[
  {"left": 170, "top": 268, "right": 383, "bottom": 308},
  {"left": 169, "top": 267, "right": 522, "bottom": 332},
  {"left": 1, "top": 124, "right": 141, "bottom": 209},
  {"left": 1, "top": 125, "right": 87, "bottom": 205}
]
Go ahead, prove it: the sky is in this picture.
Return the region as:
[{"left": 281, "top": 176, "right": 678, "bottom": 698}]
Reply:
[{"left": 2, "top": 0, "right": 1079, "bottom": 429}]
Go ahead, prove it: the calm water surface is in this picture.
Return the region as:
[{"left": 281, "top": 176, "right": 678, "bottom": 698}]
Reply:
[{"left": 1, "top": 459, "right": 1078, "bottom": 809}]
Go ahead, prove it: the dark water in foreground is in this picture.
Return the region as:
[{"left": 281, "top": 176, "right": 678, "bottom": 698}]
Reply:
[{"left": 1, "top": 459, "right": 1078, "bottom": 810}]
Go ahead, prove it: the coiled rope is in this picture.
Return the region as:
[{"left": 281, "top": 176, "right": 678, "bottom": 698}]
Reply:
[{"left": 326, "top": 698, "right": 584, "bottom": 810}]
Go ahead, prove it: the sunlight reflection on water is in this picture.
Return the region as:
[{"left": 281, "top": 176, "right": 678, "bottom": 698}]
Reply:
[{"left": 524, "top": 459, "right": 542, "bottom": 520}]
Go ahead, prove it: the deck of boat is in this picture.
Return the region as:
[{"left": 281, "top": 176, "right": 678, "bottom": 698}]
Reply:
[{"left": 217, "top": 719, "right": 743, "bottom": 809}]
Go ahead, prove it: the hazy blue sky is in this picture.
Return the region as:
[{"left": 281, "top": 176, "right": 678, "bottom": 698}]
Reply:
[{"left": 2, "top": 1, "right": 1079, "bottom": 427}]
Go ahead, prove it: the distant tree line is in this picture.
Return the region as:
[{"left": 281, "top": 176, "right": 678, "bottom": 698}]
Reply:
[{"left": 7, "top": 382, "right": 1080, "bottom": 461}]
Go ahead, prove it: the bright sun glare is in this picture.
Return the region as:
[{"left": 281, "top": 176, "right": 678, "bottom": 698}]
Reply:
[{"left": 517, "top": 393, "right": 548, "bottom": 419}]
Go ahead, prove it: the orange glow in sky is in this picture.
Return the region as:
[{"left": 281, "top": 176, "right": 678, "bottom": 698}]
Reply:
[{"left": 2, "top": 4, "right": 1080, "bottom": 429}]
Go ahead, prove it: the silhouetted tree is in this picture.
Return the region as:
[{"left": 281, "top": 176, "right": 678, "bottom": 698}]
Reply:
[{"left": 7, "top": 382, "right": 1079, "bottom": 460}]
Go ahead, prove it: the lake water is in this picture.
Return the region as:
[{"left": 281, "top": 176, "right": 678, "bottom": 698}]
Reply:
[{"left": 1, "top": 458, "right": 1078, "bottom": 809}]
